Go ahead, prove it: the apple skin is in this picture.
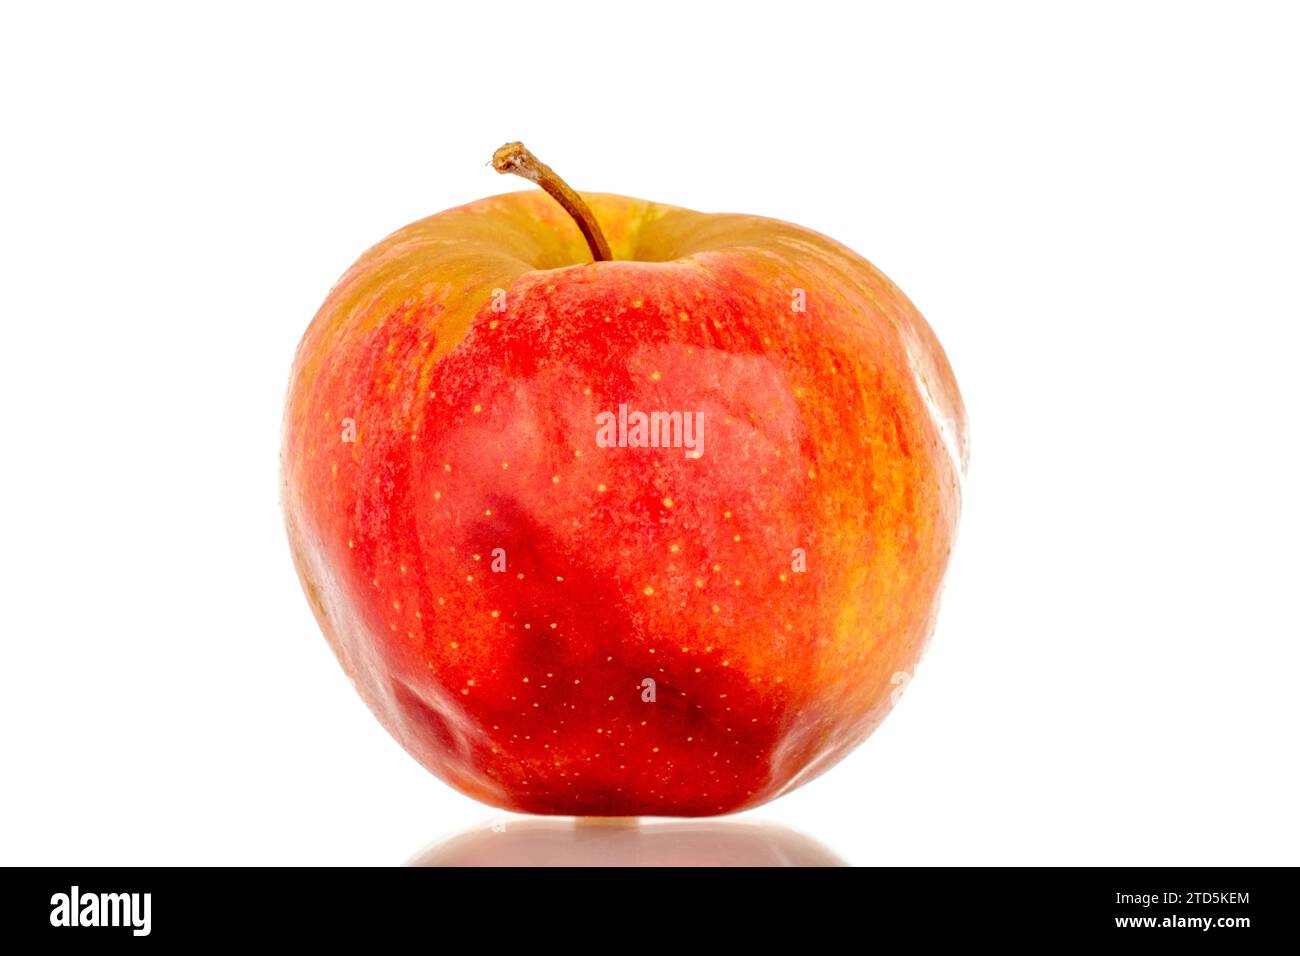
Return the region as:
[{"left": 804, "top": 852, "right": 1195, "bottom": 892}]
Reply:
[{"left": 282, "top": 190, "right": 966, "bottom": 816}]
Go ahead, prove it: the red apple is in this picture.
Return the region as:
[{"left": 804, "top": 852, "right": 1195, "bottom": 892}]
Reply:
[{"left": 282, "top": 144, "right": 966, "bottom": 815}]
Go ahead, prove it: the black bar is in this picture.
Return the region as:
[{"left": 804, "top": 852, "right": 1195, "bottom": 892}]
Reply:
[{"left": 4, "top": 867, "right": 1291, "bottom": 944}]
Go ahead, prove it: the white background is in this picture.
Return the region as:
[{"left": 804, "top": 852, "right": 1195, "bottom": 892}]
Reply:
[{"left": 2, "top": 2, "right": 1297, "bottom": 866}]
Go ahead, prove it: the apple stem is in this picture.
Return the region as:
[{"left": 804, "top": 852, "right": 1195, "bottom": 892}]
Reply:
[
  {"left": 492, "top": 142, "right": 613, "bottom": 262},
  {"left": 574, "top": 816, "right": 640, "bottom": 829}
]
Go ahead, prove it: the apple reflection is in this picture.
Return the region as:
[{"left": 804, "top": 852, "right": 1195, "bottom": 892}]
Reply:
[{"left": 407, "top": 817, "right": 846, "bottom": 867}]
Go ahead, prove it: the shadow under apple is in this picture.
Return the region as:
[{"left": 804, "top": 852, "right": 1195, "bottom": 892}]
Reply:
[{"left": 407, "top": 817, "right": 846, "bottom": 867}]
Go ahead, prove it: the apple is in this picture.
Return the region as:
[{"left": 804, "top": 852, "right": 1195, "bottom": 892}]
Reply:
[{"left": 282, "top": 143, "right": 967, "bottom": 816}]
